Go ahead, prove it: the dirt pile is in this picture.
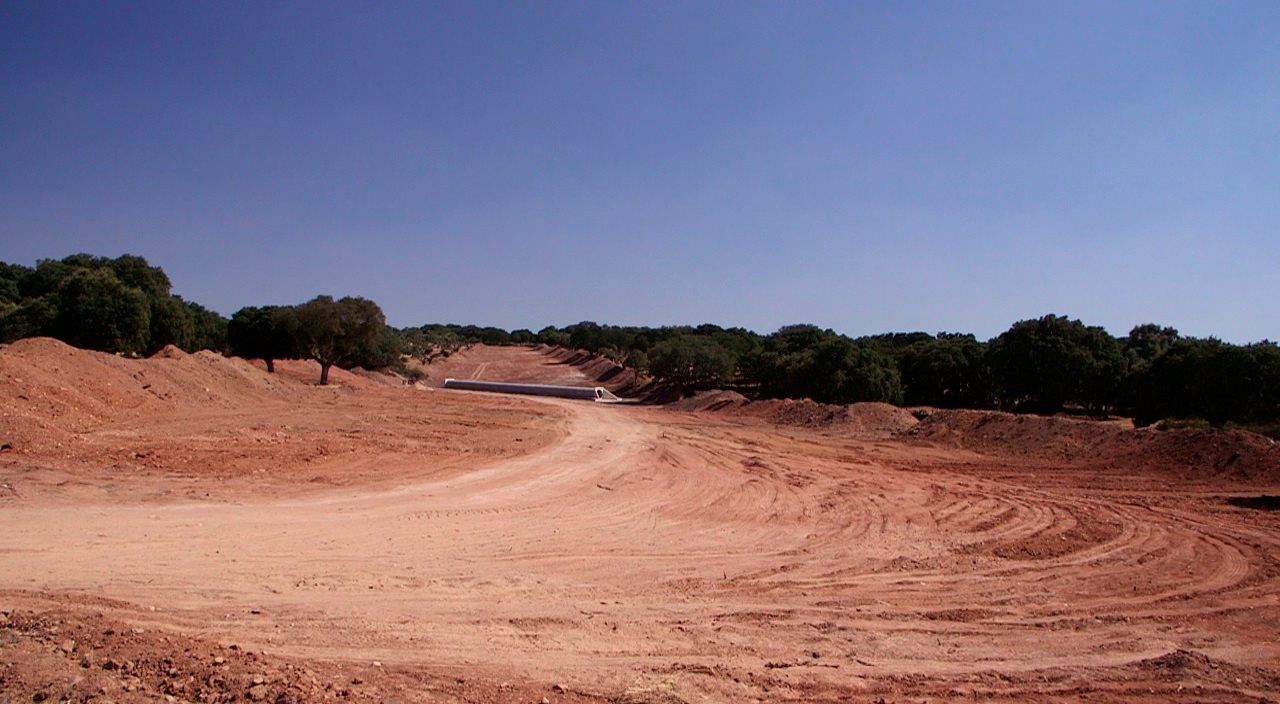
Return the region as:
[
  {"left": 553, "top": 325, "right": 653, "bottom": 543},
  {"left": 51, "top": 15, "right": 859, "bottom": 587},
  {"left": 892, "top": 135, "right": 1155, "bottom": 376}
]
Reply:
[
  {"left": 0, "top": 338, "right": 301, "bottom": 450},
  {"left": 0, "top": 338, "right": 406, "bottom": 459},
  {"left": 669, "top": 391, "right": 918, "bottom": 436},
  {"left": 902, "top": 408, "right": 1280, "bottom": 480}
]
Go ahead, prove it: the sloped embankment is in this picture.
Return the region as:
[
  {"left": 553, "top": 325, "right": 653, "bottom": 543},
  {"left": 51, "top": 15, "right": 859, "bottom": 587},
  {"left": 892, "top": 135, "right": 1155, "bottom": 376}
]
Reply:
[{"left": 539, "top": 345, "right": 640, "bottom": 393}]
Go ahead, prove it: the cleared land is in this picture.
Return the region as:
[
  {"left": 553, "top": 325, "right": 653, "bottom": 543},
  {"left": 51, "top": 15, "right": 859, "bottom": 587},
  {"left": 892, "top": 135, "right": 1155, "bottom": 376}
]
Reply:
[{"left": 1, "top": 341, "right": 1278, "bottom": 703}]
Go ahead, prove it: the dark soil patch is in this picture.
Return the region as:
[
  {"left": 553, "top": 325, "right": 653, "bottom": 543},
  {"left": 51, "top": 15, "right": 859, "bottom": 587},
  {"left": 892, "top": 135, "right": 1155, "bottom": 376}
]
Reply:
[{"left": 1227, "top": 494, "right": 1280, "bottom": 511}]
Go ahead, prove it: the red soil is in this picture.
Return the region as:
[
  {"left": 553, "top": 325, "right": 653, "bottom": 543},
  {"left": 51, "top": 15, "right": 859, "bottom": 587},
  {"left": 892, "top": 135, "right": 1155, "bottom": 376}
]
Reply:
[
  {"left": 1, "top": 341, "right": 1278, "bottom": 703},
  {"left": 670, "top": 390, "right": 919, "bottom": 437},
  {"left": 0, "top": 338, "right": 560, "bottom": 502},
  {"left": 903, "top": 408, "right": 1280, "bottom": 482}
]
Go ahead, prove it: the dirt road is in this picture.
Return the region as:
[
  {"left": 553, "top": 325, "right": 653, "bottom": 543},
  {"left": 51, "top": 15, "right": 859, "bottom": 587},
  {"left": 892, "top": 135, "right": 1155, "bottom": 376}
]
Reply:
[{"left": 2, "top": 344, "right": 1278, "bottom": 702}]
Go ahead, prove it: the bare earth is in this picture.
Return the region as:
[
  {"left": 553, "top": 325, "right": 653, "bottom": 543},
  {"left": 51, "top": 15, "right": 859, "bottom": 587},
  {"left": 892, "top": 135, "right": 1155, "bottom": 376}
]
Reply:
[{"left": 1, "top": 342, "right": 1278, "bottom": 703}]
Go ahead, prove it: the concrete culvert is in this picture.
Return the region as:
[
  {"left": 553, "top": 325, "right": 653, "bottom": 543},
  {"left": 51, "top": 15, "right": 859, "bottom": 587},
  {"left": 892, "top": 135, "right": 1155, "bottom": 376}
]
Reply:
[{"left": 443, "top": 378, "right": 623, "bottom": 402}]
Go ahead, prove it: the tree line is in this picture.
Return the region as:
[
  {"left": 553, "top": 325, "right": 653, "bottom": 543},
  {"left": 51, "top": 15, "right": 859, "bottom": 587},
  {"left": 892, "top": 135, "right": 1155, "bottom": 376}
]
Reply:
[
  {"left": 2, "top": 254, "right": 1277, "bottom": 430},
  {"left": 0, "top": 254, "right": 227, "bottom": 354},
  {"left": 525, "top": 319, "right": 1280, "bottom": 432},
  {"left": 0, "top": 254, "right": 393, "bottom": 385}
]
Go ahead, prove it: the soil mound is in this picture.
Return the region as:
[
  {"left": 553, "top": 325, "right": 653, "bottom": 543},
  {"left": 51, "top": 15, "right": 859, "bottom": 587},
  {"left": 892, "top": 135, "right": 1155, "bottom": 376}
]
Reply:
[
  {"left": 901, "top": 408, "right": 1279, "bottom": 480},
  {"left": 846, "top": 402, "right": 922, "bottom": 434},
  {"left": 0, "top": 337, "right": 300, "bottom": 451},
  {"left": 669, "top": 392, "right": 918, "bottom": 436},
  {"left": 150, "top": 344, "right": 187, "bottom": 359}
]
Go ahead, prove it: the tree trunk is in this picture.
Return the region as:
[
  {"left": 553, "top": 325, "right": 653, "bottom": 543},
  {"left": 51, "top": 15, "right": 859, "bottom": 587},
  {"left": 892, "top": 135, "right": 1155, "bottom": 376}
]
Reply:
[
  {"left": 265, "top": 358, "right": 275, "bottom": 373},
  {"left": 319, "top": 362, "right": 331, "bottom": 385}
]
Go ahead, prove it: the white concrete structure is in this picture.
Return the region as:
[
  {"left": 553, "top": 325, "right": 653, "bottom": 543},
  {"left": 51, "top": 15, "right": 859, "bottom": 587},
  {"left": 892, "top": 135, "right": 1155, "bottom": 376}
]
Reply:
[{"left": 443, "top": 378, "right": 622, "bottom": 402}]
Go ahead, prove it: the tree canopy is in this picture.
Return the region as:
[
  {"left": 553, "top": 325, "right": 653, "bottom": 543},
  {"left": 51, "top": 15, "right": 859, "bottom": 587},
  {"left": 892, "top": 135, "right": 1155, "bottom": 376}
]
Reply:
[
  {"left": 648, "top": 335, "right": 737, "bottom": 392},
  {"left": 987, "top": 315, "right": 1125, "bottom": 415},
  {"left": 0, "top": 254, "right": 228, "bottom": 355},
  {"left": 228, "top": 306, "right": 297, "bottom": 372},
  {"left": 291, "top": 296, "right": 386, "bottom": 385}
]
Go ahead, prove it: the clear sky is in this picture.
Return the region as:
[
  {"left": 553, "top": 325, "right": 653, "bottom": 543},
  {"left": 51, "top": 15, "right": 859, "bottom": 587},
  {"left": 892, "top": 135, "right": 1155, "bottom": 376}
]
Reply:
[{"left": 2, "top": 1, "right": 1277, "bottom": 342}]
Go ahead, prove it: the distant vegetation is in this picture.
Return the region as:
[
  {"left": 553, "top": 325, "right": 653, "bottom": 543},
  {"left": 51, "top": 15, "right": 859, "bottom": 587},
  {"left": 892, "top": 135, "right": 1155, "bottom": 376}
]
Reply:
[
  {"left": 0, "top": 254, "right": 226, "bottom": 354},
  {"left": 230, "top": 296, "right": 391, "bottom": 385},
  {"left": 542, "top": 319, "right": 1280, "bottom": 432},
  {"left": 1, "top": 253, "right": 1277, "bottom": 430}
]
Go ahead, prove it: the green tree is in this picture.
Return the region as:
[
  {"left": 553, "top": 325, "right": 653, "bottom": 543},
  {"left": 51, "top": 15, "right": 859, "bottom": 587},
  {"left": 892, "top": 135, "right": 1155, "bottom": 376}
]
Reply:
[
  {"left": 1130, "top": 338, "right": 1280, "bottom": 426},
  {"left": 0, "top": 262, "right": 31, "bottom": 306},
  {"left": 649, "top": 335, "right": 736, "bottom": 392},
  {"left": 183, "top": 300, "right": 229, "bottom": 352},
  {"left": 624, "top": 348, "right": 650, "bottom": 383},
  {"left": 599, "top": 345, "right": 628, "bottom": 364},
  {"left": 342, "top": 324, "right": 403, "bottom": 370},
  {"left": 0, "top": 295, "right": 58, "bottom": 343},
  {"left": 228, "top": 305, "right": 297, "bottom": 372},
  {"left": 1123, "top": 324, "right": 1181, "bottom": 370},
  {"left": 567, "top": 321, "right": 604, "bottom": 351},
  {"left": 9, "top": 253, "right": 211, "bottom": 354},
  {"left": 107, "top": 254, "right": 172, "bottom": 299},
  {"left": 987, "top": 315, "right": 1125, "bottom": 415},
  {"left": 147, "top": 294, "right": 195, "bottom": 353},
  {"left": 749, "top": 326, "right": 902, "bottom": 404},
  {"left": 51, "top": 268, "right": 151, "bottom": 353},
  {"left": 537, "top": 325, "right": 571, "bottom": 347},
  {"left": 899, "top": 334, "right": 991, "bottom": 408},
  {"left": 509, "top": 328, "right": 535, "bottom": 344},
  {"left": 291, "top": 295, "right": 385, "bottom": 384}
]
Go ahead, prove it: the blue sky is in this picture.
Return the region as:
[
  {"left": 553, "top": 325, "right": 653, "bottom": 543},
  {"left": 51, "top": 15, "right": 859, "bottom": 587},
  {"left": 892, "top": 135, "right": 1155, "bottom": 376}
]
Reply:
[{"left": 2, "top": 1, "right": 1277, "bottom": 342}]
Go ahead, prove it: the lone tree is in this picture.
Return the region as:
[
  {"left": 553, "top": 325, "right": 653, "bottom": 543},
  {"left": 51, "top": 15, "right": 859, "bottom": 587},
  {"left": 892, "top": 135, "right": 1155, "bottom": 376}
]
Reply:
[
  {"left": 228, "top": 305, "right": 297, "bottom": 372},
  {"left": 624, "top": 348, "right": 650, "bottom": 384},
  {"left": 291, "top": 295, "right": 385, "bottom": 384}
]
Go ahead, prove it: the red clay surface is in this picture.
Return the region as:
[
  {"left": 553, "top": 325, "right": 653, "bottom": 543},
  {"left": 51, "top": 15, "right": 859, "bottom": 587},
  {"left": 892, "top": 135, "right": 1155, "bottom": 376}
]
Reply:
[{"left": 2, "top": 342, "right": 1278, "bottom": 703}]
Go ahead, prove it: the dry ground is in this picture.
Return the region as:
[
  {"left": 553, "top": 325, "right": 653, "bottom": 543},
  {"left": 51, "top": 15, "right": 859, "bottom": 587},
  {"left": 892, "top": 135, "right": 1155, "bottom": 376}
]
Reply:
[{"left": 1, "top": 342, "right": 1278, "bottom": 703}]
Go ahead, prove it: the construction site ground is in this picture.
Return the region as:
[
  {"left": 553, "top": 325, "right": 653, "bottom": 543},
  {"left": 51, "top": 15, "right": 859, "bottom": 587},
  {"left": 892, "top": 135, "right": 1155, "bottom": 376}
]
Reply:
[{"left": 1, "top": 340, "right": 1278, "bottom": 703}]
